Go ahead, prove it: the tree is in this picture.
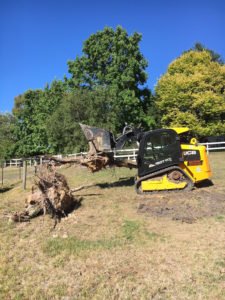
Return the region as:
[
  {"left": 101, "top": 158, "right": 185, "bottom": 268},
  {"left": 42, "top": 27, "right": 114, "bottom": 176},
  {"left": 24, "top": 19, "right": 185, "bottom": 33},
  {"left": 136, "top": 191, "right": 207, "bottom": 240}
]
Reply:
[
  {"left": 192, "top": 42, "right": 224, "bottom": 64},
  {"left": 12, "top": 90, "right": 46, "bottom": 156},
  {"left": 67, "top": 26, "right": 155, "bottom": 130},
  {"left": 10, "top": 27, "right": 158, "bottom": 156},
  {"left": 12, "top": 81, "right": 66, "bottom": 156},
  {"left": 155, "top": 50, "right": 225, "bottom": 137},
  {"left": 47, "top": 88, "right": 117, "bottom": 153},
  {"left": 0, "top": 113, "right": 15, "bottom": 160}
]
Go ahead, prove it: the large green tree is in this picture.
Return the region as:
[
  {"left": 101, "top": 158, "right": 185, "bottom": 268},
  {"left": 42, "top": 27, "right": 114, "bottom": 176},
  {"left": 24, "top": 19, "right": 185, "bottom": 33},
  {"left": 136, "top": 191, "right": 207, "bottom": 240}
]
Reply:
[
  {"left": 155, "top": 50, "right": 225, "bottom": 136},
  {"left": 47, "top": 88, "right": 117, "bottom": 154},
  {"left": 11, "top": 27, "right": 157, "bottom": 156},
  {"left": 13, "top": 90, "right": 47, "bottom": 156},
  {"left": 67, "top": 26, "right": 155, "bottom": 130},
  {"left": 12, "top": 80, "right": 65, "bottom": 156},
  {"left": 0, "top": 113, "right": 15, "bottom": 160}
]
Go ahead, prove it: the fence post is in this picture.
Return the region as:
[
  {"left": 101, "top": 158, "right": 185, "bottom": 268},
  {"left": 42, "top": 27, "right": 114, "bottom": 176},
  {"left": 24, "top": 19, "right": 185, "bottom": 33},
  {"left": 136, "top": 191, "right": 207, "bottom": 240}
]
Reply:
[
  {"left": 1, "top": 162, "right": 4, "bottom": 186},
  {"left": 19, "top": 163, "right": 22, "bottom": 180},
  {"left": 22, "top": 159, "right": 27, "bottom": 190},
  {"left": 34, "top": 160, "right": 37, "bottom": 175}
]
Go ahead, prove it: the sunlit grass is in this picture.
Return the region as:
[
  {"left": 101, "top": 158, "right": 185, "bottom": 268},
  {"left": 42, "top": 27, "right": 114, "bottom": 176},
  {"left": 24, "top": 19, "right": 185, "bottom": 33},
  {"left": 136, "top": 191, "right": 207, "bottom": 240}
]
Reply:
[{"left": 0, "top": 152, "right": 225, "bottom": 299}]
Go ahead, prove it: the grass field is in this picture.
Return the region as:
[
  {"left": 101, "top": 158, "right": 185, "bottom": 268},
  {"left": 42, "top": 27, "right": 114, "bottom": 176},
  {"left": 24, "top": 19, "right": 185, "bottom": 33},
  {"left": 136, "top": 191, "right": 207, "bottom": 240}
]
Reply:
[{"left": 0, "top": 152, "right": 225, "bottom": 299}]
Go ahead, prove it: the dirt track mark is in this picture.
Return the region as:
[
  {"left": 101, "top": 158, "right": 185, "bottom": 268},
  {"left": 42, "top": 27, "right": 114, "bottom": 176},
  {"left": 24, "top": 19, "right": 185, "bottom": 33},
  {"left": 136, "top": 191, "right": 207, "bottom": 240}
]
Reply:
[{"left": 138, "top": 187, "right": 225, "bottom": 223}]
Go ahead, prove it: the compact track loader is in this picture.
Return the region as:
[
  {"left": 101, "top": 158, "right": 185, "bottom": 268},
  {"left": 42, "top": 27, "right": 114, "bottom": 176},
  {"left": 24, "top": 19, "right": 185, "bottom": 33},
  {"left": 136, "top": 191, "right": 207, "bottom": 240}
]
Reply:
[{"left": 80, "top": 124, "right": 212, "bottom": 194}]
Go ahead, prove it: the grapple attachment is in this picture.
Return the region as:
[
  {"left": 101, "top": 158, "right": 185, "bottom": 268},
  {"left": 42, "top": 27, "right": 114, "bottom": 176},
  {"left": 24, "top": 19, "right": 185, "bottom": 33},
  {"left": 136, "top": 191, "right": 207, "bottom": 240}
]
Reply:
[{"left": 80, "top": 124, "right": 115, "bottom": 153}]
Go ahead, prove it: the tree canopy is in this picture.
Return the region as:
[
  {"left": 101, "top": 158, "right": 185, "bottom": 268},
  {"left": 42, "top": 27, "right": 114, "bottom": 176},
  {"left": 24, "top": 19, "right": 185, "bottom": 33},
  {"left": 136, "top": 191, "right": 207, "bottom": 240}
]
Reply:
[
  {"left": 9, "top": 26, "right": 157, "bottom": 157},
  {"left": 5, "top": 31, "right": 225, "bottom": 158},
  {"left": 155, "top": 50, "right": 225, "bottom": 136},
  {"left": 12, "top": 81, "right": 65, "bottom": 156},
  {"left": 0, "top": 113, "right": 15, "bottom": 160},
  {"left": 67, "top": 26, "right": 154, "bottom": 130},
  {"left": 191, "top": 42, "right": 224, "bottom": 64},
  {"left": 68, "top": 26, "right": 148, "bottom": 90},
  {"left": 46, "top": 88, "right": 118, "bottom": 154}
]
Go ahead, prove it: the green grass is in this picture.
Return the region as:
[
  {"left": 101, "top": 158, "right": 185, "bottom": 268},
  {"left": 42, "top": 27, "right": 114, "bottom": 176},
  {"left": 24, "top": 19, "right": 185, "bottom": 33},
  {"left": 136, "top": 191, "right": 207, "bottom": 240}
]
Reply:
[
  {"left": 44, "top": 219, "right": 164, "bottom": 257},
  {"left": 122, "top": 219, "right": 140, "bottom": 241},
  {"left": 144, "top": 230, "right": 165, "bottom": 241},
  {"left": 43, "top": 236, "right": 123, "bottom": 257},
  {"left": 215, "top": 259, "right": 225, "bottom": 268},
  {"left": 214, "top": 215, "right": 225, "bottom": 222}
]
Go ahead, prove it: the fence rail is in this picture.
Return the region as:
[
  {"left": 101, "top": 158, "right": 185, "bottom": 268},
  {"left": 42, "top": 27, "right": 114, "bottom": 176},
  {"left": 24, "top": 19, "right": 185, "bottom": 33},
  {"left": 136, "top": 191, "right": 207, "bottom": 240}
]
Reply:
[
  {"left": 200, "top": 141, "right": 225, "bottom": 153},
  {"left": 3, "top": 156, "right": 59, "bottom": 168},
  {"left": 2, "top": 141, "right": 225, "bottom": 167}
]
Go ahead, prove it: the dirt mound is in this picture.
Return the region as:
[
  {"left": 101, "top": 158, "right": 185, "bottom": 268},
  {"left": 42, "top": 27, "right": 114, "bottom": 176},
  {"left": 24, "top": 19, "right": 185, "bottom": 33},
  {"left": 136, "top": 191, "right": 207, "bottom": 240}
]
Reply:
[{"left": 138, "top": 188, "right": 225, "bottom": 223}]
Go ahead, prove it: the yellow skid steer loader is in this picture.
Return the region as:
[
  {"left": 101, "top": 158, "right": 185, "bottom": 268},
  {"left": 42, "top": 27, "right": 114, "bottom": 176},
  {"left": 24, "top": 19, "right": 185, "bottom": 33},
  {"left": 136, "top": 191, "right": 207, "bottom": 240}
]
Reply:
[{"left": 80, "top": 124, "right": 212, "bottom": 194}]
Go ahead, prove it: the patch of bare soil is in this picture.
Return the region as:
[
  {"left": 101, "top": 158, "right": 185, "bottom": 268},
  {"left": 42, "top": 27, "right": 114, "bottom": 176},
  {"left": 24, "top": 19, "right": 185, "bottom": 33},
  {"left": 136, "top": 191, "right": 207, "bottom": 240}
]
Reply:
[{"left": 138, "top": 187, "right": 225, "bottom": 223}]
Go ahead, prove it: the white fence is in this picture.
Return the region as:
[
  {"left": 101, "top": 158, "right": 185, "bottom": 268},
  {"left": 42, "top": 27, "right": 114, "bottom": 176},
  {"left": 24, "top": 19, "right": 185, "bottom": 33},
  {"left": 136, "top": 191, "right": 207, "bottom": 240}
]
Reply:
[
  {"left": 113, "top": 141, "right": 225, "bottom": 159},
  {"left": 3, "top": 157, "right": 43, "bottom": 168},
  {"left": 3, "top": 141, "right": 225, "bottom": 167},
  {"left": 2, "top": 156, "right": 58, "bottom": 168},
  {"left": 200, "top": 141, "right": 225, "bottom": 153},
  {"left": 64, "top": 141, "right": 225, "bottom": 160}
]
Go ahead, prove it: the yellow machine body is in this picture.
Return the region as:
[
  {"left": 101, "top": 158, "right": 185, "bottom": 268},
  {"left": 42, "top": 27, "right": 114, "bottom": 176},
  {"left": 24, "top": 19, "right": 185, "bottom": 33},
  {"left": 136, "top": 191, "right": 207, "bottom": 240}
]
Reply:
[
  {"left": 141, "top": 175, "right": 187, "bottom": 191},
  {"left": 180, "top": 144, "right": 212, "bottom": 183},
  {"left": 140, "top": 129, "right": 212, "bottom": 193}
]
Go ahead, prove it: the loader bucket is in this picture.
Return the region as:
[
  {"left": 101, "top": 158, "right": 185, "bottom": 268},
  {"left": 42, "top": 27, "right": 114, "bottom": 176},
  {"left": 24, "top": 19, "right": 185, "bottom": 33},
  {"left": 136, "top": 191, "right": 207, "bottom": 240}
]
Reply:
[{"left": 80, "top": 124, "right": 115, "bottom": 153}]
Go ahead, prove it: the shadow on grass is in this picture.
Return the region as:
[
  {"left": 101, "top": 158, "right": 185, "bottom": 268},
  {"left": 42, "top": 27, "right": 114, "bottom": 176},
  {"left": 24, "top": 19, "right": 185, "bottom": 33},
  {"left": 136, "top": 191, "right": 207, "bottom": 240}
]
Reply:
[
  {"left": 65, "top": 197, "right": 83, "bottom": 215},
  {"left": 195, "top": 179, "right": 214, "bottom": 189},
  {"left": 0, "top": 184, "right": 16, "bottom": 193},
  {"left": 50, "top": 197, "right": 83, "bottom": 229},
  {"left": 96, "top": 176, "right": 134, "bottom": 189}
]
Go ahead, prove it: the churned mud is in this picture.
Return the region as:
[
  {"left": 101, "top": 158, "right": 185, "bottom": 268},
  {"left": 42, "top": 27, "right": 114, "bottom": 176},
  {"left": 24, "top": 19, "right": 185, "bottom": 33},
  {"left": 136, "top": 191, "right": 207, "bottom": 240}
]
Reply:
[{"left": 138, "top": 185, "right": 225, "bottom": 223}]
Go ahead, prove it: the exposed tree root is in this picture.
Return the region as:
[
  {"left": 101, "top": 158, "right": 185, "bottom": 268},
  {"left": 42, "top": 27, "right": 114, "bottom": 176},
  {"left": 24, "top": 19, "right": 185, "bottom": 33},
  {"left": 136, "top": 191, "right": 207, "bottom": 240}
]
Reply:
[{"left": 10, "top": 165, "right": 81, "bottom": 228}]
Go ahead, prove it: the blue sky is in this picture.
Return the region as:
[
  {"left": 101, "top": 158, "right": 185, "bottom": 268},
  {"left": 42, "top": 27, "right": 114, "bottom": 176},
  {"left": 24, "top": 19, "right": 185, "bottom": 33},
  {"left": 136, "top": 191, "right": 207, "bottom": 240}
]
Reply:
[{"left": 1, "top": 0, "right": 225, "bottom": 112}]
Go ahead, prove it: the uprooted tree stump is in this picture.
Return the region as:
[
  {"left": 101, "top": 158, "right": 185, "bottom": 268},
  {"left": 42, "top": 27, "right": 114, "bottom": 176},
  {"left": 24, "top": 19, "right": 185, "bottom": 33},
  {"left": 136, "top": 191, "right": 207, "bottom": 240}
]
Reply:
[
  {"left": 9, "top": 150, "right": 137, "bottom": 227},
  {"left": 11, "top": 165, "right": 82, "bottom": 227},
  {"left": 48, "top": 151, "right": 137, "bottom": 172}
]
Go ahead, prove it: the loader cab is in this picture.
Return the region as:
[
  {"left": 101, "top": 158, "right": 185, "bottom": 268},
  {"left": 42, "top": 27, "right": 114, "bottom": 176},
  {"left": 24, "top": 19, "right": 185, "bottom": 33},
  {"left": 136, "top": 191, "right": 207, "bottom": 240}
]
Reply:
[{"left": 137, "top": 129, "right": 182, "bottom": 177}]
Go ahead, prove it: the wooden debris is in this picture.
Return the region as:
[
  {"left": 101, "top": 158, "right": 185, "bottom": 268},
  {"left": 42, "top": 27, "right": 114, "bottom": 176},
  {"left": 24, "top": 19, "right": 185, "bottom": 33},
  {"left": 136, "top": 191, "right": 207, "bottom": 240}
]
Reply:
[
  {"left": 48, "top": 152, "right": 137, "bottom": 172},
  {"left": 11, "top": 165, "right": 80, "bottom": 227}
]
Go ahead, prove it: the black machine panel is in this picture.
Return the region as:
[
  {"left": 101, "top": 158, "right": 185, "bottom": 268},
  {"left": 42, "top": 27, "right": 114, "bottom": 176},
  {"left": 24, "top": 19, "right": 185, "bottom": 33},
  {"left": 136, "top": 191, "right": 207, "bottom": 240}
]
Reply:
[{"left": 137, "top": 129, "right": 182, "bottom": 177}]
